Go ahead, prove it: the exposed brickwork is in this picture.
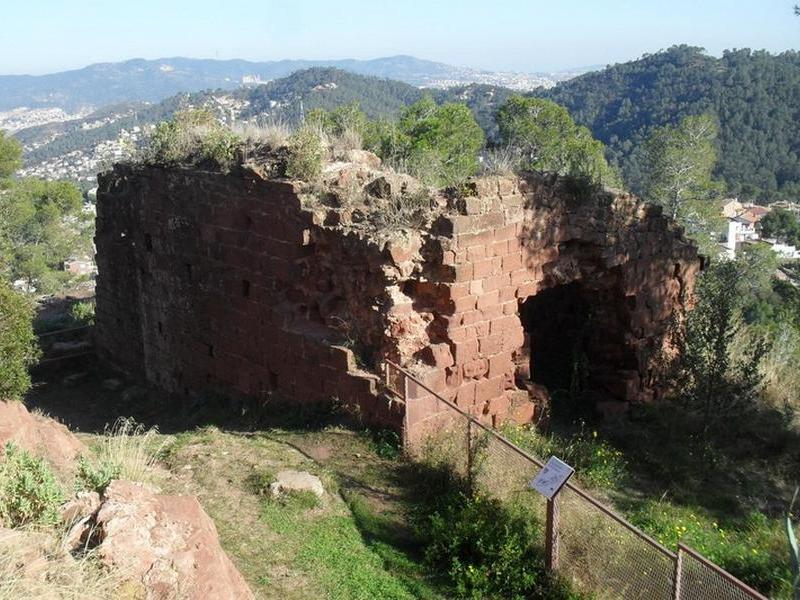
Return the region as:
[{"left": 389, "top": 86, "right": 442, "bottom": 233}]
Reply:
[{"left": 95, "top": 164, "right": 700, "bottom": 443}]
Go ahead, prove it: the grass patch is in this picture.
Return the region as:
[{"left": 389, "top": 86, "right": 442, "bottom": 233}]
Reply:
[
  {"left": 503, "top": 422, "right": 627, "bottom": 490},
  {"left": 75, "top": 417, "right": 168, "bottom": 493}
]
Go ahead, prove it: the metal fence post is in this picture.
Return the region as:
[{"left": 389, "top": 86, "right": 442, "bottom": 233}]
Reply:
[
  {"left": 466, "top": 419, "right": 473, "bottom": 490},
  {"left": 672, "top": 546, "right": 683, "bottom": 600},
  {"left": 546, "top": 494, "right": 560, "bottom": 571}
]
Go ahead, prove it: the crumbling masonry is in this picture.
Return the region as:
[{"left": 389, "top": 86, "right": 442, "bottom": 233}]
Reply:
[{"left": 95, "top": 159, "right": 701, "bottom": 442}]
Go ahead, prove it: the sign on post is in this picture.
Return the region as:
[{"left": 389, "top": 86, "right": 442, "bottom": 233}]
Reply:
[
  {"left": 530, "top": 456, "right": 574, "bottom": 572},
  {"left": 529, "top": 456, "right": 574, "bottom": 499}
]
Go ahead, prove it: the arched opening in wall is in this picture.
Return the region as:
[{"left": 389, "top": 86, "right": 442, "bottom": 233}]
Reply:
[{"left": 518, "top": 278, "right": 637, "bottom": 418}]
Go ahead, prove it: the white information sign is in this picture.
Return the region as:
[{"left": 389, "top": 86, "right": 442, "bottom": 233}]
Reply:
[{"left": 529, "top": 456, "right": 574, "bottom": 500}]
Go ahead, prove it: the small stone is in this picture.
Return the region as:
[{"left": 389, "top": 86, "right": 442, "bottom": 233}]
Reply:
[{"left": 268, "top": 470, "right": 325, "bottom": 498}]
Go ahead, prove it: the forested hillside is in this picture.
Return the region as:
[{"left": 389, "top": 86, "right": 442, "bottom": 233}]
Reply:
[{"left": 541, "top": 46, "right": 800, "bottom": 201}]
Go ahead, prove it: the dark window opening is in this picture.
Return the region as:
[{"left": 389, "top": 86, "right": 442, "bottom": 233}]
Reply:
[
  {"left": 268, "top": 370, "right": 279, "bottom": 390},
  {"left": 242, "top": 279, "right": 251, "bottom": 297},
  {"left": 207, "top": 343, "right": 214, "bottom": 357},
  {"left": 185, "top": 263, "right": 193, "bottom": 280},
  {"left": 157, "top": 321, "right": 163, "bottom": 334},
  {"left": 145, "top": 233, "right": 153, "bottom": 251}
]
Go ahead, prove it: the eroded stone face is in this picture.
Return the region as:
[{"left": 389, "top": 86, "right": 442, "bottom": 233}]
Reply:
[{"left": 95, "top": 166, "right": 699, "bottom": 443}]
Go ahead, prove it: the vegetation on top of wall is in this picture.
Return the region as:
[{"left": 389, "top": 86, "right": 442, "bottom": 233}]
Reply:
[{"left": 141, "top": 108, "right": 241, "bottom": 170}]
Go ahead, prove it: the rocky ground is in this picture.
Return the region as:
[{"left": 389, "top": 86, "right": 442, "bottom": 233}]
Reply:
[{"left": 7, "top": 361, "right": 449, "bottom": 599}]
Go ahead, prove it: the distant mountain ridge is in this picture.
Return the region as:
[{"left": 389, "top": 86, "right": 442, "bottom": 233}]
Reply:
[{"left": 0, "top": 55, "right": 584, "bottom": 111}]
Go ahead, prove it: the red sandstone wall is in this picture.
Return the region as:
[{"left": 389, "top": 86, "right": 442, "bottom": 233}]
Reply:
[
  {"left": 95, "top": 165, "right": 402, "bottom": 428},
  {"left": 399, "top": 175, "right": 700, "bottom": 446},
  {"left": 95, "top": 166, "right": 699, "bottom": 445}
]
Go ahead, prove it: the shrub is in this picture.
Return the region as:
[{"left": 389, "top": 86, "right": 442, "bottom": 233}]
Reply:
[
  {"left": 286, "top": 126, "right": 325, "bottom": 181},
  {"left": 422, "top": 489, "right": 582, "bottom": 600},
  {"left": 668, "top": 261, "right": 769, "bottom": 434},
  {"left": 0, "top": 443, "right": 64, "bottom": 527},
  {"left": 0, "top": 280, "right": 39, "bottom": 400},
  {"left": 395, "top": 97, "right": 485, "bottom": 188},
  {"left": 144, "top": 108, "right": 241, "bottom": 169},
  {"left": 74, "top": 456, "right": 120, "bottom": 494},
  {"left": 69, "top": 300, "right": 95, "bottom": 326}
]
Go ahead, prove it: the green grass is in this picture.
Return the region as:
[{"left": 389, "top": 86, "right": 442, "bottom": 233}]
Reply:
[{"left": 160, "top": 426, "right": 449, "bottom": 599}]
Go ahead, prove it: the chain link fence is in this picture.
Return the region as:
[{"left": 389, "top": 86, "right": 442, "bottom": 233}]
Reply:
[{"left": 385, "top": 360, "right": 769, "bottom": 600}]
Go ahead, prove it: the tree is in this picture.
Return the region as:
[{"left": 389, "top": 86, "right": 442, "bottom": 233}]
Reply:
[
  {"left": 388, "top": 96, "right": 485, "bottom": 188},
  {"left": 669, "top": 261, "right": 767, "bottom": 434},
  {"left": 0, "top": 279, "right": 39, "bottom": 400},
  {"left": 495, "top": 96, "right": 620, "bottom": 185},
  {"left": 0, "top": 178, "right": 91, "bottom": 294},
  {"left": 643, "top": 114, "right": 721, "bottom": 219},
  {"left": 0, "top": 131, "right": 22, "bottom": 179},
  {"left": 760, "top": 209, "right": 800, "bottom": 246}
]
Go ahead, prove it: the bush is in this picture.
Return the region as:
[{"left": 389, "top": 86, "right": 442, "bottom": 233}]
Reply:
[
  {"left": 668, "top": 261, "right": 768, "bottom": 434},
  {"left": 75, "top": 455, "right": 120, "bottom": 494},
  {"left": 286, "top": 126, "right": 325, "bottom": 181},
  {"left": 144, "top": 108, "right": 241, "bottom": 169},
  {"left": 0, "top": 443, "right": 64, "bottom": 527},
  {"left": 0, "top": 281, "right": 39, "bottom": 400},
  {"left": 422, "top": 488, "right": 582, "bottom": 600},
  {"left": 69, "top": 300, "right": 95, "bottom": 326}
]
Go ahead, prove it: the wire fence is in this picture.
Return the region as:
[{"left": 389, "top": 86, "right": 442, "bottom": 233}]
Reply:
[{"left": 384, "top": 360, "right": 769, "bottom": 600}]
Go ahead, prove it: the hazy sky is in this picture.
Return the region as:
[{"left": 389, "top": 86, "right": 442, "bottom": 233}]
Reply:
[{"left": 2, "top": 0, "right": 798, "bottom": 75}]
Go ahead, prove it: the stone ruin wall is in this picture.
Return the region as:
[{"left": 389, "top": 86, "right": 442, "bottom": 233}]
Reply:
[{"left": 95, "top": 164, "right": 701, "bottom": 442}]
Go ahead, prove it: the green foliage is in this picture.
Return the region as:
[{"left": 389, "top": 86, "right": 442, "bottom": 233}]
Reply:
[
  {"left": 69, "top": 300, "right": 95, "bottom": 326},
  {"left": 371, "top": 429, "right": 401, "bottom": 460},
  {"left": 668, "top": 260, "right": 768, "bottom": 432},
  {"left": 75, "top": 455, "right": 120, "bottom": 494},
  {"left": 145, "top": 108, "right": 241, "bottom": 169},
  {"left": 421, "top": 488, "right": 583, "bottom": 600},
  {"left": 286, "top": 125, "right": 324, "bottom": 181},
  {"left": 502, "top": 424, "right": 626, "bottom": 490},
  {"left": 643, "top": 114, "right": 721, "bottom": 217},
  {"left": 0, "top": 280, "right": 39, "bottom": 400},
  {"left": 0, "top": 443, "right": 64, "bottom": 527},
  {"left": 760, "top": 209, "right": 800, "bottom": 246},
  {"left": 542, "top": 46, "right": 800, "bottom": 201},
  {"left": 0, "top": 130, "right": 22, "bottom": 178},
  {"left": 0, "top": 178, "right": 91, "bottom": 294},
  {"left": 382, "top": 96, "right": 485, "bottom": 188},
  {"left": 630, "top": 502, "right": 791, "bottom": 595},
  {"left": 496, "top": 96, "right": 620, "bottom": 186}
]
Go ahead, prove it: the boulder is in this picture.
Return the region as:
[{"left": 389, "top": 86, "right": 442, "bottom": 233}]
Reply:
[
  {"left": 269, "top": 470, "right": 325, "bottom": 498},
  {"left": 96, "top": 480, "right": 253, "bottom": 600},
  {"left": 0, "top": 400, "right": 85, "bottom": 471}
]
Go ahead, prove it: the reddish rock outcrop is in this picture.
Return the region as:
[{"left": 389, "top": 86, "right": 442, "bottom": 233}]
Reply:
[
  {"left": 95, "top": 480, "right": 253, "bottom": 600},
  {"left": 0, "top": 400, "right": 85, "bottom": 471},
  {"left": 95, "top": 165, "right": 700, "bottom": 447}
]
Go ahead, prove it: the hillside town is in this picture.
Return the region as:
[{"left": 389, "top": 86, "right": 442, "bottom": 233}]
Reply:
[{"left": 722, "top": 198, "right": 800, "bottom": 259}]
